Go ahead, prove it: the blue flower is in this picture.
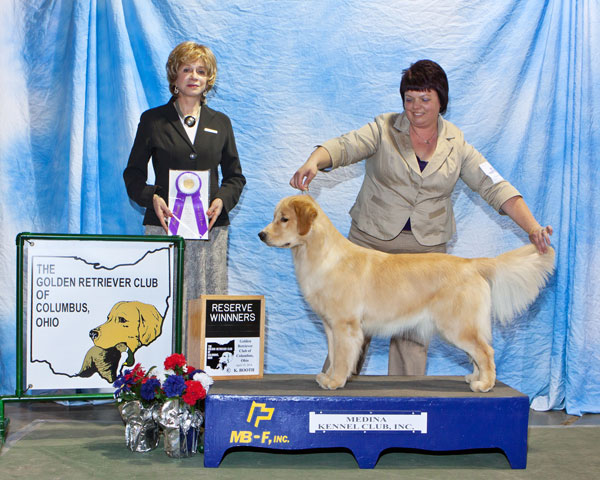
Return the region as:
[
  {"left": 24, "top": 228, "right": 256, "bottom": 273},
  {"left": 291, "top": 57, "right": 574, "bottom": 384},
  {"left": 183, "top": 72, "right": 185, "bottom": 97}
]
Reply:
[
  {"left": 113, "top": 371, "right": 135, "bottom": 398},
  {"left": 163, "top": 375, "right": 186, "bottom": 397},
  {"left": 140, "top": 378, "right": 161, "bottom": 401}
]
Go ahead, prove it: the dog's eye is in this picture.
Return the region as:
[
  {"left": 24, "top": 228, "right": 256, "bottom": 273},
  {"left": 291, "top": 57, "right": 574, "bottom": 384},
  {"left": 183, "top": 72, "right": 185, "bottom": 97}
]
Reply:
[
  {"left": 281, "top": 216, "right": 289, "bottom": 223},
  {"left": 118, "top": 317, "right": 127, "bottom": 324}
]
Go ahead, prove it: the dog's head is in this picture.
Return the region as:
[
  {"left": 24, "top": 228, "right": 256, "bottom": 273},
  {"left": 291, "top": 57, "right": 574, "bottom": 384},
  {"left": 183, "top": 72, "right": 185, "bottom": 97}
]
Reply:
[
  {"left": 258, "top": 195, "right": 318, "bottom": 248},
  {"left": 89, "top": 301, "right": 164, "bottom": 353}
]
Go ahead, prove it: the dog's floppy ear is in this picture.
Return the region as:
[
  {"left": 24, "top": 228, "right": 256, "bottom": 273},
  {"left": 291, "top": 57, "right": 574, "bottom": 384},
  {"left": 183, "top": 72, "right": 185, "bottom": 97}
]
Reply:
[
  {"left": 293, "top": 198, "right": 318, "bottom": 236},
  {"left": 137, "top": 303, "right": 164, "bottom": 347}
]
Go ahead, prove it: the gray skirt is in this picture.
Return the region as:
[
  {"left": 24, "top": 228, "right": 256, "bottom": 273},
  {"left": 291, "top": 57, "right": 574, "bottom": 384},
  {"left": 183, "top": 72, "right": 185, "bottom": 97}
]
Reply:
[{"left": 145, "top": 225, "right": 229, "bottom": 328}]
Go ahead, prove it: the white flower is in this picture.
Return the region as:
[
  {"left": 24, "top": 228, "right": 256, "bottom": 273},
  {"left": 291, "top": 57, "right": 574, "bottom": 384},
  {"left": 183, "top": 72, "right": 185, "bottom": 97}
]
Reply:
[
  {"left": 192, "top": 371, "right": 214, "bottom": 392},
  {"left": 150, "top": 366, "right": 168, "bottom": 383}
]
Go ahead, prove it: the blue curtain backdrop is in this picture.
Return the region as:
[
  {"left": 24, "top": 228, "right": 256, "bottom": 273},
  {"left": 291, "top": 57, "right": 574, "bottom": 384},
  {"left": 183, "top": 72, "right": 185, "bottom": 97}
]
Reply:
[{"left": 0, "top": 0, "right": 598, "bottom": 415}]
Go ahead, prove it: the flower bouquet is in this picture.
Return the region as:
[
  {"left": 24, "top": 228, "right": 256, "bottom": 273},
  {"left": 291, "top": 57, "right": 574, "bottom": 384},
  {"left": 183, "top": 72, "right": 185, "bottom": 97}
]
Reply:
[
  {"left": 153, "top": 353, "right": 213, "bottom": 457},
  {"left": 113, "top": 353, "right": 213, "bottom": 457},
  {"left": 113, "top": 363, "right": 162, "bottom": 452}
]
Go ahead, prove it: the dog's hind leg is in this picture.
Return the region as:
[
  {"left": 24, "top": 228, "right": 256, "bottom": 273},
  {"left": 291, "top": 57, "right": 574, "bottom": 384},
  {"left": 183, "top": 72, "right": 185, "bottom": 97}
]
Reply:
[
  {"left": 461, "top": 338, "right": 496, "bottom": 392},
  {"left": 440, "top": 320, "right": 496, "bottom": 392},
  {"left": 435, "top": 282, "right": 496, "bottom": 392},
  {"left": 316, "top": 318, "right": 363, "bottom": 390}
]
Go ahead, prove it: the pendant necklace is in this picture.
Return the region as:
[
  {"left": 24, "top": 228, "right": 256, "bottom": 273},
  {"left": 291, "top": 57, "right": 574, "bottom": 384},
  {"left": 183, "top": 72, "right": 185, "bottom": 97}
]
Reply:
[
  {"left": 174, "top": 101, "right": 200, "bottom": 128},
  {"left": 410, "top": 125, "right": 437, "bottom": 144}
]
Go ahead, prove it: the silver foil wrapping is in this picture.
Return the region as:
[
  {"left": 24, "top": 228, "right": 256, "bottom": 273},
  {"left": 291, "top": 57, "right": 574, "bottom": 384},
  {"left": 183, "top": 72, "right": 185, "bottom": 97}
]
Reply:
[
  {"left": 118, "top": 401, "right": 160, "bottom": 452},
  {"left": 155, "top": 398, "right": 204, "bottom": 458}
]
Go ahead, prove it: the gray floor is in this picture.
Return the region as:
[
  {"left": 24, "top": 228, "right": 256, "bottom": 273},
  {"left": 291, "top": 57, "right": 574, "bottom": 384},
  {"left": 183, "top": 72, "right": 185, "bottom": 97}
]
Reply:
[{"left": 2, "top": 400, "right": 600, "bottom": 480}]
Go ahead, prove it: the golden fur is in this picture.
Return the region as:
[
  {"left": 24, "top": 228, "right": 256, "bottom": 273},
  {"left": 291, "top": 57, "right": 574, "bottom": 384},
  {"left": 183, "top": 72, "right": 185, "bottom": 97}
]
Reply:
[{"left": 259, "top": 195, "right": 555, "bottom": 392}]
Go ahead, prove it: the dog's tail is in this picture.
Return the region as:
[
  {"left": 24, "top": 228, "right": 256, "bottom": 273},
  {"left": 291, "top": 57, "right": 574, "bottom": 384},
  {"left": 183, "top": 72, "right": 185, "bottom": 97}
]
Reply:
[{"left": 477, "top": 244, "right": 555, "bottom": 325}]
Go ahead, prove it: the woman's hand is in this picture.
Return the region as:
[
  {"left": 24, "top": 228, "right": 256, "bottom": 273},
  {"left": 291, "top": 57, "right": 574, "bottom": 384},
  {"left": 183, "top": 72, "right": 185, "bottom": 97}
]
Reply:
[
  {"left": 289, "top": 147, "right": 333, "bottom": 191},
  {"left": 207, "top": 198, "right": 224, "bottom": 231},
  {"left": 501, "top": 196, "right": 553, "bottom": 254},
  {"left": 529, "top": 225, "right": 553, "bottom": 254},
  {"left": 153, "top": 194, "right": 173, "bottom": 234}
]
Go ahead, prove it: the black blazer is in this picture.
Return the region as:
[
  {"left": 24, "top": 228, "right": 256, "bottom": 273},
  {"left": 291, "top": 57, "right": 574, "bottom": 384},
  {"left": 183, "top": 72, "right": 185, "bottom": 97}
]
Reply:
[{"left": 123, "top": 98, "right": 245, "bottom": 227}]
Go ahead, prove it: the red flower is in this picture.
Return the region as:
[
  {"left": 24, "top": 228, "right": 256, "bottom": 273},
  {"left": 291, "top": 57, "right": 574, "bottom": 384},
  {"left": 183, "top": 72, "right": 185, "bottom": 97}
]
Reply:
[
  {"left": 131, "top": 363, "right": 145, "bottom": 382},
  {"left": 164, "top": 353, "right": 187, "bottom": 371},
  {"left": 181, "top": 380, "right": 206, "bottom": 406},
  {"left": 124, "top": 363, "right": 145, "bottom": 383}
]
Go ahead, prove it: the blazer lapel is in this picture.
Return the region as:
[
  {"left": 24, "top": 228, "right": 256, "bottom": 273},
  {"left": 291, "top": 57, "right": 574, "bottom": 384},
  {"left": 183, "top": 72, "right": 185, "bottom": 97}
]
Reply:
[
  {"left": 166, "top": 99, "right": 195, "bottom": 149},
  {"left": 194, "top": 105, "right": 216, "bottom": 150},
  {"left": 391, "top": 114, "right": 421, "bottom": 175},
  {"left": 422, "top": 116, "right": 454, "bottom": 178}
]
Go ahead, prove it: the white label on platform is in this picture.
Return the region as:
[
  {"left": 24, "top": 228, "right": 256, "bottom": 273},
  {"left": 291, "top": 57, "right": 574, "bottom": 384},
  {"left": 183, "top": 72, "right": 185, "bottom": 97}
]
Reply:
[{"left": 309, "top": 412, "right": 427, "bottom": 433}]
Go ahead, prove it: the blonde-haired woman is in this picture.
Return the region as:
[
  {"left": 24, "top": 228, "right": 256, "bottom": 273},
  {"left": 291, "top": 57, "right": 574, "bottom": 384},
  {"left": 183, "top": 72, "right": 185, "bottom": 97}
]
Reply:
[{"left": 124, "top": 41, "right": 245, "bottom": 308}]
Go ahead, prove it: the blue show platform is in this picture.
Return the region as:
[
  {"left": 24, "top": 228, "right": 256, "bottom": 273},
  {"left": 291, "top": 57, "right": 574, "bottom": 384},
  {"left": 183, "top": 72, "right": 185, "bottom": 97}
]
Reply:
[{"left": 204, "top": 375, "right": 529, "bottom": 469}]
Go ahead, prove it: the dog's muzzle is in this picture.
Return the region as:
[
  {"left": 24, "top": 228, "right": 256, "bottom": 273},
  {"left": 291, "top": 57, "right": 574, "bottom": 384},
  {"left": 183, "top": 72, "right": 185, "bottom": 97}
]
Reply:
[{"left": 258, "top": 231, "right": 267, "bottom": 242}]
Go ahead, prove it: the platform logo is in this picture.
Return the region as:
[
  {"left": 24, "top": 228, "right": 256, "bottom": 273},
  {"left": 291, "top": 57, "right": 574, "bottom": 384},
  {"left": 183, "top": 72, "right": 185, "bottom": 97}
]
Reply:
[
  {"left": 246, "top": 401, "right": 274, "bottom": 427},
  {"left": 229, "top": 401, "right": 289, "bottom": 445}
]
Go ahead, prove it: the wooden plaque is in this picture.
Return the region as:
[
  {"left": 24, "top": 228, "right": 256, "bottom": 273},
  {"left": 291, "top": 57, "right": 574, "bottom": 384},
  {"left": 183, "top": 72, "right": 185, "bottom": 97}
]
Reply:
[{"left": 187, "top": 295, "right": 265, "bottom": 380}]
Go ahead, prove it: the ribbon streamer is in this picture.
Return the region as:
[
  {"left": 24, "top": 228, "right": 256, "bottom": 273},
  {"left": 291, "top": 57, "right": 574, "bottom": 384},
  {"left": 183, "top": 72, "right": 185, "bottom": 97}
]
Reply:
[{"left": 168, "top": 171, "right": 208, "bottom": 237}]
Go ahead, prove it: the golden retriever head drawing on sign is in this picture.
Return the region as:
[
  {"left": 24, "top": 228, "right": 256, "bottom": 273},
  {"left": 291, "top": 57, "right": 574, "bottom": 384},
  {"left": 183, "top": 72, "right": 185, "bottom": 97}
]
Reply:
[
  {"left": 89, "top": 301, "right": 164, "bottom": 353},
  {"left": 78, "top": 301, "right": 164, "bottom": 383}
]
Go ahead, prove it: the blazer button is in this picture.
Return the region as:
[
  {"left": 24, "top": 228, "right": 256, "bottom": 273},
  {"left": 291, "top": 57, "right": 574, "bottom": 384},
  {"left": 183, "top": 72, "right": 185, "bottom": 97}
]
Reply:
[{"left": 189, "top": 152, "right": 197, "bottom": 160}]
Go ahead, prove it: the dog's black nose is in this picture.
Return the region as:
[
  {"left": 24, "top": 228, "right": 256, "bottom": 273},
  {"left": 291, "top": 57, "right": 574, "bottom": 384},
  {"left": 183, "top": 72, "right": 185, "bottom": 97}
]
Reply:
[
  {"left": 258, "top": 231, "right": 267, "bottom": 242},
  {"left": 89, "top": 329, "right": 98, "bottom": 340}
]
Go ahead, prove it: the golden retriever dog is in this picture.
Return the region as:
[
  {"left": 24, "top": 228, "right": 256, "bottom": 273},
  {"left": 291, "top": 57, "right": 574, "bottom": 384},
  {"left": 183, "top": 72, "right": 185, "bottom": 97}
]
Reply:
[
  {"left": 82, "top": 301, "right": 164, "bottom": 380},
  {"left": 258, "top": 195, "right": 555, "bottom": 392}
]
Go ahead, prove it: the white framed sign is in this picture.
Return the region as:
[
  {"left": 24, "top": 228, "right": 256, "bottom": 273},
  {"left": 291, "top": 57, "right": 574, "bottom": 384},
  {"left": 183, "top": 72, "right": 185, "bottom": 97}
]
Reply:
[{"left": 22, "top": 236, "right": 180, "bottom": 391}]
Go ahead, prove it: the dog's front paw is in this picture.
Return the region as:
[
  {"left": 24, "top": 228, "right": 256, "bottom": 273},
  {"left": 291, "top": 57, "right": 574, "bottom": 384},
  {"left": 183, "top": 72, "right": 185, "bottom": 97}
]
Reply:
[
  {"left": 316, "top": 373, "right": 345, "bottom": 390},
  {"left": 465, "top": 373, "right": 478, "bottom": 384}
]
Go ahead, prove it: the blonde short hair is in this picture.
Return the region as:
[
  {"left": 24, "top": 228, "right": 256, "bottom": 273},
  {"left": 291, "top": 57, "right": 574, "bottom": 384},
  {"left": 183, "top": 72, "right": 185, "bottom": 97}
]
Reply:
[{"left": 166, "top": 41, "right": 217, "bottom": 100}]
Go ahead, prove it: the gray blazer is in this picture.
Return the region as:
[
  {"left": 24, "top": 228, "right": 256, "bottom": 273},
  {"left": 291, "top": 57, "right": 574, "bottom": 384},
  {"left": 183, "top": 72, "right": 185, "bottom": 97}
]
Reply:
[{"left": 321, "top": 113, "right": 520, "bottom": 246}]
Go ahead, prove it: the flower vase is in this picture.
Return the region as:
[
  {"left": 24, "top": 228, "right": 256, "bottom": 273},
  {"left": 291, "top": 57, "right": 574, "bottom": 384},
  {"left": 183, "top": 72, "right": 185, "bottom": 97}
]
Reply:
[
  {"left": 155, "top": 399, "right": 204, "bottom": 458},
  {"left": 118, "top": 401, "right": 160, "bottom": 452}
]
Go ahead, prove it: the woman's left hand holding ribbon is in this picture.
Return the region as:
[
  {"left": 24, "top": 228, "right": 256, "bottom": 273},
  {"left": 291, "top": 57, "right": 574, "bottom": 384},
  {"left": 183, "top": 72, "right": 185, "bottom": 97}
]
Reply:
[
  {"left": 206, "top": 198, "right": 223, "bottom": 231},
  {"left": 153, "top": 194, "right": 174, "bottom": 234}
]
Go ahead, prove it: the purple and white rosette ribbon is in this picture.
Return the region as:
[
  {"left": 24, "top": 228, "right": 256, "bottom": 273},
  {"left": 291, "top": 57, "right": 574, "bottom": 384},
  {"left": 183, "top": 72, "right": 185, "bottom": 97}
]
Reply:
[{"left": 168, "top": 171, "right": 208, "bottom": 237}]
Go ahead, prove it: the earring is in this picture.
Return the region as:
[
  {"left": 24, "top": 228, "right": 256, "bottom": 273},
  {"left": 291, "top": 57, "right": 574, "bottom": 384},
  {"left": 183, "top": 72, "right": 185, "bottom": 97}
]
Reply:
[{"left": 174, "top": 86, "right": 179, "bottom": 95}]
